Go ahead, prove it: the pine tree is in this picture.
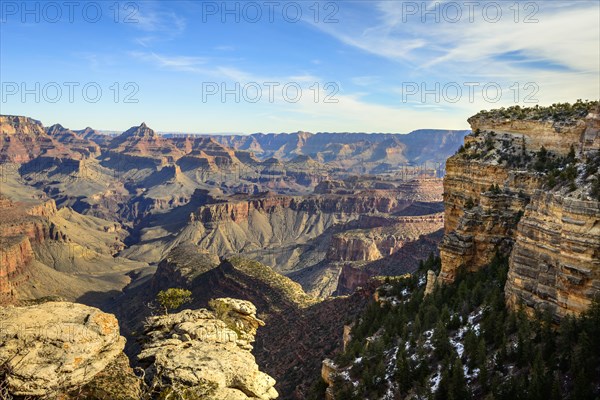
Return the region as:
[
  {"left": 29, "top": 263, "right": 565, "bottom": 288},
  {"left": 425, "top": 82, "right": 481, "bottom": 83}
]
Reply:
[
  {"left": 566, "top": 144, "right": 576, "bottom": 164},
  {"left": 433, "top": 320, "right": 452, "bottom": 360},
  {"left": 476, "top": 337, "right": 487, "bottom": 369},
  {"left": 449, "top": 358, "right": 470, "bottom": 400},
  {"left": 528, "top": 351, "right": 550, "bottom": 400},
  {"left": 395, "top": 347, "right": 412, "bottom": 394},
  {"left": 464, "top": 329, "right": 478, "bottom": 370}
]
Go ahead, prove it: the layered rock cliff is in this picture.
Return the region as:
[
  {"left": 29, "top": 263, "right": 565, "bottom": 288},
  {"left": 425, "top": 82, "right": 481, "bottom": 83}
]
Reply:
[
  {"left": 439, "top": 101, "right": 600, "bottom": 318},
  {"left": 326, "top": 214, "right": 444, "bottom": 263},
  {"left": 0, "top": 116, "right": 95, "bottom": 162},
  {"left": 505, "top": 192, "right": 600, "bottom": 319},
  {"left": 0, "top": 198, "right": 59, "bottom": 300}
]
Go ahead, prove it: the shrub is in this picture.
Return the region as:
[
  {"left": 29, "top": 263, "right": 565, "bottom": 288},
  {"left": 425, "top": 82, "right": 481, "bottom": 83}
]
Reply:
[
  {"left": 464, "top": 197, "right": 475, "bottom": 209},
  {"left": 157, "top": 288, "right": 192, "bottom": 314}
]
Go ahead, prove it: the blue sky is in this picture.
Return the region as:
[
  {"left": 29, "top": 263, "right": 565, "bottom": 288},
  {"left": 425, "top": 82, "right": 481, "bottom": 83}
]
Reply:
[{"left": 1, "top": 0, "right": 599, "bottom": 133}]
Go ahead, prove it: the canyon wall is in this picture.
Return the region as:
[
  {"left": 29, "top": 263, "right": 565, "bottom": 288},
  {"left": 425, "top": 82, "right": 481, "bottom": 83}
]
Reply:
[
  {"left": 439, "top": 103, "right": 600, "bottom": 318},
  {"left": 505, "top": 193, "right": 600, "bottom": 318},
  {"left": 0, "top": 198, "right": 58, "bottom": 300}
]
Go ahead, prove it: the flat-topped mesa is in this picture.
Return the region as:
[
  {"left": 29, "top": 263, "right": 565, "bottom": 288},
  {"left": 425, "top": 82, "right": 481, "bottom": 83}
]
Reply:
[
  {"left": 193, "top": 188, "right": 437, "bottom": 228},
  {"left": 0, "top": 115, "right": 45, "bottom": 135},
  {"left": 326, "top": 213, "right": 444, "bottom": 263},
  {"left": 210, "top": 130, "right": 469, "bottom": 174},
  {"left": 438, "top": 100, "right": 600, "bottom": 318}
]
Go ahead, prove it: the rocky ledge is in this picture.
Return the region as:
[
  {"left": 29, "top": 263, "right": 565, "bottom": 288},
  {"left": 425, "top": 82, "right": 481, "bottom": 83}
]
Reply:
[
  {"left": 0, "top": 301, "right": 129, "bottom": 397},
  {"left": 138, "top": 297, "right": 279, "bottom": 400}
]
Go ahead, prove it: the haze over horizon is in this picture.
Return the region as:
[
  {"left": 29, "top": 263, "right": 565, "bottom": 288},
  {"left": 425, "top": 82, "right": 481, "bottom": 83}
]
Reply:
[{"left": 1, "top": 0, "right": 598, "bottom": 133}]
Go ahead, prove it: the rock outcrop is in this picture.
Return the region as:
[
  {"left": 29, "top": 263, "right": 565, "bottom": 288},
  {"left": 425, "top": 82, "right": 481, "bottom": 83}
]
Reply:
[
  {"left": 424, "top": 269, "right": 439, "bottom": 296},
  {"left": 138, "top": 298, "right": 278, "bottom": 399},
  {"left": 438, "top": 101, "right": 600, "bottom": 318},
  {"left": 0, "top": 301, "right": 127, "bottom": 397},
  {"left": 321, "top": 359, "right": 337, "bottom": 400}
]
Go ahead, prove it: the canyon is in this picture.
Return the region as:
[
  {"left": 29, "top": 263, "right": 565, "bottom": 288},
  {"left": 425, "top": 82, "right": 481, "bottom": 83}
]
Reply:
[
  {"left": 1, "top": 101, "right": 599, "bottom": 399},
  {"left": 0, "top": 113, "right": 463, "bottom": 398}
]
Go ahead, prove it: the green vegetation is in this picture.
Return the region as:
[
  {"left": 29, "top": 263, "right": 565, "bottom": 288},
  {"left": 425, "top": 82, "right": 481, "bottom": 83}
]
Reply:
[
  {"left": 531, "top": 145, "right": 579, "bottom": 191},
  {"left": 227, "top": 257, "right": 317, "bottom": 308},
  {"left": 464, "top": 197, "right": 475, "bottom": 209},
  {"left": 585, "top": 151, "right": 600, "bottom": 201},
  {"left": 592, "top": 178, "right": 600, "bottom": 202},
  {"left": 318, "top": 254, "right": 600, "bottom": 399},
  {"left": 156, "top": 288, "right": 192, "bottom": 315},
  {"left": 488, "top": 184, "right": 501, "bottom": 195},
  {"left": 472, "top": 100, "right": 598, "bottom": 122},
  {"left": 156, "top": 381, "right": 219, "bottom": 400}
]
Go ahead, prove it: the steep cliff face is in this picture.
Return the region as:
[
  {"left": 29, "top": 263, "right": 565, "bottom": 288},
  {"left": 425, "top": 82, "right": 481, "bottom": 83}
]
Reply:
[
  {"left": 327, "top": 214, "right": 444, "bottom": 263},
  {"left": 0, "top": 236, "right": 33, "bottom": 296},
  {"left": 0, "top": 198, "right": 58, "bottom": 299},
  {"left": 505, "top": 193, "right": 600, "bottom": 318},
  {"left": 439, "top": 186, "right": 532, "bottom": 283},
  {"left": 439, "top": 101, "right": 600, "bottom": 318}
]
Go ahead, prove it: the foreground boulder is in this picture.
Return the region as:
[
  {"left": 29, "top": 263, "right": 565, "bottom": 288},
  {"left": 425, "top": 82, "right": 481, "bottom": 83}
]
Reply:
[
  {"left": 0, "top": 301, "right": 127, "bottom": 396},
  {"left": 138, "top": 297, "right": 278, "bottom": 399}
]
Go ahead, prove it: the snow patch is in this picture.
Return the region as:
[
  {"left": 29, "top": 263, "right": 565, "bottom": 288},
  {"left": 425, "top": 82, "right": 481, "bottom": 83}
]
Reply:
[{"left": 429, "top": 366, "right": 442, "bottom": 392}]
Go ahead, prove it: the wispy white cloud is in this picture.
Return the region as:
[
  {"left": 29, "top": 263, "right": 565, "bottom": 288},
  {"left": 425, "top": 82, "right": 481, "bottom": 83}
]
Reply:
[
  {"left": 74, "top": 52, "right": 117, "bottom": 71},
  {"left": 122, "top": 1, "right": 598, "bottom": 133},
  {"left": 310, "top": 0, "right": 599, "bottom": 101},
  {"left": 129, "top": 51, "right": 208, "bottom": 73},
  {"left": 129, "top": 3, "right": 187, "bottom": 46},
  {"left": 351, "top": 76, "right": 380, "bottom": 86},
  {"left": 135, "top": 9, "right": 186, "bottom": 33},
  {"left": 314, "top": 0, "right": 600, "bottom": 116},
  {"left": 215, "top": 45, "right": 235, "bottom": 52}
]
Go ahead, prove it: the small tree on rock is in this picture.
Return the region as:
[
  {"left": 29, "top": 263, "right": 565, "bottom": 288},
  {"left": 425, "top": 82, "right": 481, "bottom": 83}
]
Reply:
[{"left": 156, "top": 288, "right": 192, "bottom": 315}]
